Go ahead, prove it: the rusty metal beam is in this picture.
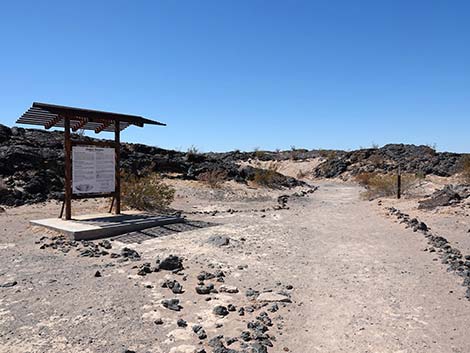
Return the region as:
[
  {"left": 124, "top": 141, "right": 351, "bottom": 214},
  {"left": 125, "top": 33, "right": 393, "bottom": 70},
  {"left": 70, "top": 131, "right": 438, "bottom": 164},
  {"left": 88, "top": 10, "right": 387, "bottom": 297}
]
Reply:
[
  {"left": 72, "top": 118, "right": 88, "bottom": 132},
  {"left": 44, "top": 115, "right": 62, "bottom": 129},
  {"left": 94, "top": 121, "right": 112, "bottom": 133}
]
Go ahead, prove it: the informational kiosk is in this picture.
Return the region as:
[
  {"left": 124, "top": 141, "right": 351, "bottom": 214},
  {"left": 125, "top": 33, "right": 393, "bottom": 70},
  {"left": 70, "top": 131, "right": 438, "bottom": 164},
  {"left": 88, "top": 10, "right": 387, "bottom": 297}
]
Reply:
[{"left": 16, "top": 102, "right": 165, "bottom": 220}]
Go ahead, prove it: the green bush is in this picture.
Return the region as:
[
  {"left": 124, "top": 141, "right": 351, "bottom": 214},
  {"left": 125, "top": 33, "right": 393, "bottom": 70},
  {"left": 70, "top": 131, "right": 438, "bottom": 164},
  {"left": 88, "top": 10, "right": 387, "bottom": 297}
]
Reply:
[{"left": 121, "top": 173, "right": 175, "bottom": 211}]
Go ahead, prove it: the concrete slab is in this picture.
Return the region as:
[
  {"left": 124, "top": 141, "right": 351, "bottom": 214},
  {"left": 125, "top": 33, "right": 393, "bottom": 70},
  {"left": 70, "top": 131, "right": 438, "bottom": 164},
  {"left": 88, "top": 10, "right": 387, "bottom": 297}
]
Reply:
[{"left": 30, "top": 211, "right": 185, "bottom": 240}]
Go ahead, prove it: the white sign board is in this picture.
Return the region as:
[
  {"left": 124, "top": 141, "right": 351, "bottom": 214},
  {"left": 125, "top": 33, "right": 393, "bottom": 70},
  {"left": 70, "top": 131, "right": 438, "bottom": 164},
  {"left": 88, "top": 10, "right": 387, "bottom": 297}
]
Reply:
[{"left": 72, "top": 146, "right": 115, "bottom": 194}]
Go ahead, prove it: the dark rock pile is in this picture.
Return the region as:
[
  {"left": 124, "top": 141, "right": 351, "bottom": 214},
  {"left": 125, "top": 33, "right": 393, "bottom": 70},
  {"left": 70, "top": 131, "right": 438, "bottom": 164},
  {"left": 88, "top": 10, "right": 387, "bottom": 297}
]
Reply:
[
  {"left": 418, "top": 184, "right": 470, "bottom": 209},
  {"left": 185, "top": 187, "right": 318, "bottom": 217},
  {"left": 38, "top": 234, "right": 291, "bottom": 352},
  {"left": 387, "top": 207, "right": 470, "bottom": 300},
  {"left": 0, "top": 124, "right": 306, "bottom": 206},
  {"left": 37, "top": 235, "right": 145, "bottom": 263},
  {"left": 314, "top": 144, "right": 462, "bottom": 179}
]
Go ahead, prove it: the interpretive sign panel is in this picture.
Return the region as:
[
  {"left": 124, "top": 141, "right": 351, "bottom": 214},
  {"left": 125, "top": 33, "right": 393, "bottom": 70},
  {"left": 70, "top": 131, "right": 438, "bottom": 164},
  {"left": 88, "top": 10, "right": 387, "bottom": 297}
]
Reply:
[{"left": 72, "top": 146, "right": 115, "bottom": 194}]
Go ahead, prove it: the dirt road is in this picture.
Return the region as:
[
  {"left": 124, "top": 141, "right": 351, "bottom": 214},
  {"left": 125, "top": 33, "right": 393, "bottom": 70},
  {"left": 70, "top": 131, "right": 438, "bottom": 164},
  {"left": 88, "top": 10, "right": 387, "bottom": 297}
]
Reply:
[
  {"left": 265, "top": 183, "right": 470, "bottom": 353},
  {"left": 0, "top": 182, "right": 469, "bottom": 353}
]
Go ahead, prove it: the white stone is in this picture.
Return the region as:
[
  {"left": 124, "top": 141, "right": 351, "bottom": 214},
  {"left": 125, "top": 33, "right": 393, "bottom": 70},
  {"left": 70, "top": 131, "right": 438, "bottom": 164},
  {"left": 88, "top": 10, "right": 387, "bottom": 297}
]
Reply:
[{"left": 256, "top": 292, "right": 292, "bottom": 303}]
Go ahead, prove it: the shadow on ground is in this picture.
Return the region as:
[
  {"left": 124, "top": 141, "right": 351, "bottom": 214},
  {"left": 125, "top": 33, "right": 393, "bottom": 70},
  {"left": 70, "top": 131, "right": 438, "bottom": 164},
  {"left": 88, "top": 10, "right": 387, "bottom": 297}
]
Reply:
[{"left": 114, "top": 220, "right": 217, "bottom": 243}]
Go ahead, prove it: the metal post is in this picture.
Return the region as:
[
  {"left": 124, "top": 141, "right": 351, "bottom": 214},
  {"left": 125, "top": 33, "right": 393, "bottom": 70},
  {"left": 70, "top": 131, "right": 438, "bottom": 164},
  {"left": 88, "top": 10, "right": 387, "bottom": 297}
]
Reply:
[
  {"left": 64, "top": 117, "right": 72, "bottom": 219},
  {"left": 397, "top": 166, "right": 401, "bottom": 199},
  {"left": 114, "top": 120, "right": 121, "bottom": 214}
]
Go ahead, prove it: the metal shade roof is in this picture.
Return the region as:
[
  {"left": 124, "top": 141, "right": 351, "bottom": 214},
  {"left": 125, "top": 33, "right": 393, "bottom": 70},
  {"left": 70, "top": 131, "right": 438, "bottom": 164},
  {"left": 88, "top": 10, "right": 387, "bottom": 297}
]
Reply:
[{"left": 16, "top": 102, "right": 166, "bottom": 133}]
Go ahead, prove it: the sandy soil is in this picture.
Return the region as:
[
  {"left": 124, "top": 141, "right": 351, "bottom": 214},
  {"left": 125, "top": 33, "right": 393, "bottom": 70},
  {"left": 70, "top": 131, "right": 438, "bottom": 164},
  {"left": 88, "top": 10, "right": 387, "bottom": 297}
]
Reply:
[
  {"left": 239, "top": 158, "right": 324, "bottom": 180},
  {"left": 0, "top": 181, "right": 469, "bottom": 353}
]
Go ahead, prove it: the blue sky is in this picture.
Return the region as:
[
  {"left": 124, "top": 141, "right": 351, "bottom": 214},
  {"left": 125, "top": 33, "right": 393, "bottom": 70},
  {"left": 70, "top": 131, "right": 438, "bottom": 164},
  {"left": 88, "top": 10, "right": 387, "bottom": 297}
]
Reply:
[{"left": 0, "top": 0, "right": 469, "bottom": 152}]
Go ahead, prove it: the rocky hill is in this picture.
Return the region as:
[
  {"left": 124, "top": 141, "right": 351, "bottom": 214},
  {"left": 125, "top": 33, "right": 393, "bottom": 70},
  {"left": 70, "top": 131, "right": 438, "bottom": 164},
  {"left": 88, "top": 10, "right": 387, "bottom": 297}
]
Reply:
[
  {"left": 0, "top": 124, "right": 465, "bottom": 206},
  {"left": 0, "top": 124, "right": 305, "bottom": 206},
  {"left": 313, "top": 144, "right": 463, "bottom": 179}
]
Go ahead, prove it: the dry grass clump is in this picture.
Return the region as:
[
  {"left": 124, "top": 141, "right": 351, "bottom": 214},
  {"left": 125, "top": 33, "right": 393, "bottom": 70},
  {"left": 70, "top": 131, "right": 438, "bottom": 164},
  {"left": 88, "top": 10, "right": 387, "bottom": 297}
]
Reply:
[
  {"left": 290, "top": 146, "right": 300, "bottom": 161},
  {"left": 253, "top": 162, "right": 280, "bottom": 187},
  {"left": 197, "top": 169, "right": 228, "bottom": 188},
  {"left": 296, "top": 169, "right": 310, "bottom": 179},
  {"left": 121, "top": 173, "right": 175, "bottom": 211},
  {"left": 318, "top": 149, "right": 337, "bottom": 160},
  {"left": 459, "top": 155, "right": 470, "bottom": 184},
  {"left": 253, "top": 147, "right": 265, "bottom": 159},
  {"left": 355, "top": 172, "right": 376, "bottom": 187},
  {"left": 355, "top": 172, "right": 420, "bottom": 199},
  {"left": 186, "top": 145, "right": 200, "bottom": 162}
]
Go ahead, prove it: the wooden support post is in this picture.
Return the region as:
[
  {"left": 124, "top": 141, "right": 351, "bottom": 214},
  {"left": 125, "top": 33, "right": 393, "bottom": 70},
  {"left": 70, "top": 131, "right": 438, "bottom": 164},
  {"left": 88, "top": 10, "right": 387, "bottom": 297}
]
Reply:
[
  {"left": 64, "top": 117, "right": 72, "bottom": 220},
  {"left": 397, "top": 166, "right": 401, "bottom": 199},
  {"left": 109, "top": 196, "right": 115, "bottom": 213},
  {"left": 114, "top": 120, "right": 121, "bottom": 214}
]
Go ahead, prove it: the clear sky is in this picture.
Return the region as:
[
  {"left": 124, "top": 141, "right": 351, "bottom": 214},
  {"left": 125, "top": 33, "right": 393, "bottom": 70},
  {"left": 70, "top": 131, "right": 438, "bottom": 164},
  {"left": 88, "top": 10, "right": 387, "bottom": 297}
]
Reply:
[{"left": 0, "top": 0, "right": 469, "bottom": 152}]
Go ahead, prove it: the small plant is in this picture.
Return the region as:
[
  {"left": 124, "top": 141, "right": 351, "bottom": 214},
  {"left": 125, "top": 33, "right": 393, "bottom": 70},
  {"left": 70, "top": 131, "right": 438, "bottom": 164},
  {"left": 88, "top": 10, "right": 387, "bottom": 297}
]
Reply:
[
  {"left": 121, "top": 173, "right": 175, "bottom": 211},
  {"left": 186, "top": 145, "right": 199, "bottom": 157},
  {"left": 415, "top": 171, "right": 426, "bottom": 180},
  {"left": 186, "top": 145, "right": 202, "bottom": 162},
  {"left": 371, "top": 142, "right": 379, "bottom": 149},
  {"left": 253, "top": 162, "right": 280, "bottom": 188},
  {"left": 253, "top": 147, "right": 265, "bottom": 159},
  {"left": 296, "top": 169, "right": 309, "bottom": 179},
  {"left": 318, "top": 149, "right": 337, "bottom": 160},
  {"left": 459, "top": 154, "right": 470, "bottom": 184},
  {"left": 290, "top": 145, "right": 300, "bottom": 161},
  {"left": 368, "top": 154, "right": 385, "bottom": 168},
  {"left": 355, "top": 172, "right": 375, "bottom": 187},
  {"left": 355, "top": 172, "right": 419, "bottom": 199},
  {"left": 197, "top": 169, "right": 228, "bottom": 188}
]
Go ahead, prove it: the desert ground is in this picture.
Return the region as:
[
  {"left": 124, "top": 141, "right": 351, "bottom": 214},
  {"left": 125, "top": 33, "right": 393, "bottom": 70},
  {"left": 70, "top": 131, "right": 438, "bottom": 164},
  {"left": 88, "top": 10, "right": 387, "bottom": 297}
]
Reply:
[{"left": 1, "top": 174, "right": 469, "bottom": 353}]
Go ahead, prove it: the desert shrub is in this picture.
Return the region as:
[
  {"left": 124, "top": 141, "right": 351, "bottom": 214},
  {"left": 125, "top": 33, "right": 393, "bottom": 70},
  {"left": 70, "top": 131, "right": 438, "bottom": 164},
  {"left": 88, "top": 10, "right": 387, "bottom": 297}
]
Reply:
[
  {"left": 318, "top": 149, "right": 337, "bottom": 160},
  {"left": 415, "top": 171, "right": 426, "bottom": 180},
  {"left": 197, "top": 169, "right": 228, "bottom": 188},
  {"left": 290, "top": 145, "right": 300, "bottom": 161},
  {"left": 186, "top": 145, "right": 201, "bottom": 162},
  {"left": 357, "top": 172, "right": 419, "bottom": 199},
  {"left": 355, "top": 172, "right": 375, "bottom": 187},
  {"left": 368, "top": 154, "right": 386, "bottom": 168},
  {"left": 121, "top": 173, "right": 175, "bottom": 211},
  {"left": 296, "top": 169, "right": 309, "bottom": 179},
  {"left": 253, "top": 147, "right": 265, "bottom": 159},
  {"left": 253, "top": 162, "right": 280, "bottom": 187},
  {"left": 295, "top": 169, "right": 311, "bottom": 179},
  {"left": 187, "top": 145, "right": 199, "bottom": 155},
  {"left": 460, "top": 155, "right": 470, "bottom": 184}
]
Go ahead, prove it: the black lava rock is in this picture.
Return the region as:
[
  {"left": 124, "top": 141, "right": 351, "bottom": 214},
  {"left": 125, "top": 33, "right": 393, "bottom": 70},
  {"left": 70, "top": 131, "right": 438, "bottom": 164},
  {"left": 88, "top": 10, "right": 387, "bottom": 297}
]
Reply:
[
  {"left": 158, "top": 255, "right": 183, "bottom": 271},
  {"left": 161, "top": 298, "right": 182, "bottom": 311},
  {"left": 177, "top": 319, "right": 187, "bottom": 327},
  {"left": 213, "top": 305, "right": 229, "bottom": 317}
]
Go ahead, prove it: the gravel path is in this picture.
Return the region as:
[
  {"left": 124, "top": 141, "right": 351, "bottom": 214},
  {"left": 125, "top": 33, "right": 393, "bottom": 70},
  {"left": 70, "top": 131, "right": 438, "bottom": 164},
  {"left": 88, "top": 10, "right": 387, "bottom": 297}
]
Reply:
[
  {"left": 271, "top": 183, "right": 470, "bottom": 353},
  {"left": 0, "top": 182, "right": 469, "bottom": 353}
]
